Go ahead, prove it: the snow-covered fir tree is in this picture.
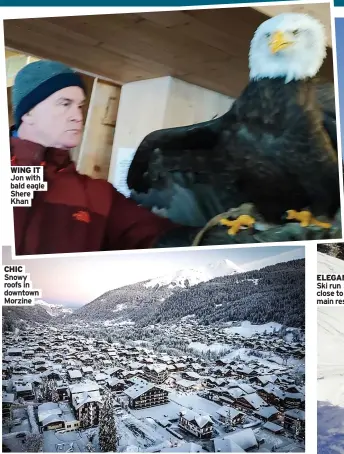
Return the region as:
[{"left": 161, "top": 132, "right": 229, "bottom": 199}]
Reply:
[
  {"left": 224, "top": 408, "right": 232, "bottom": 432},
  {"left": 99, "top": 391, "right": 118, "bottom": 452},
  {"left": 51, "top": 383, "right": 59, "bottom": 403}
]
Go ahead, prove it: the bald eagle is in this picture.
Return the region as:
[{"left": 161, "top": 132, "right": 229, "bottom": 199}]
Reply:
[{"left": 127, "top": 13, "right": 340, "bottom": 235}]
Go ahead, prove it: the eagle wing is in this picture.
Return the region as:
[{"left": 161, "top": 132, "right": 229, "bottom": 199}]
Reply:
[
  {"left": 315, "top": 81, "right": 337, "bottom": 152},
  {"left": 126, "top": 110, "right": 244, "bottom": 227}
]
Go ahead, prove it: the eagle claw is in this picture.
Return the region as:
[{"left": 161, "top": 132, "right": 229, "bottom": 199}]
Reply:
[
  {"left": 286, "top": 210, "right": 331, "bottom": 229},
  {"left": 219, "top": 214, "right": 256, "bottom": 235}
]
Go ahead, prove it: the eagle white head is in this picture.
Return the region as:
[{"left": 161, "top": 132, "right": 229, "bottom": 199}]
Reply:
[{"left": 249, "top": 12, "right": 327, "bottom": 83}]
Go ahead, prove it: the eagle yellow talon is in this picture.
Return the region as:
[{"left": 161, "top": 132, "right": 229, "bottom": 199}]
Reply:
[
  {"left": 219, "top": 214, "right": 256, "bottom": 235},
  {"left": 286, "top": 210, "right": 332, "bottom": 229}
]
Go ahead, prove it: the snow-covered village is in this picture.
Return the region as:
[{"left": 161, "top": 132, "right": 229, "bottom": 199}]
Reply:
[{"left": 2, "top": 248, "right": 306, "bottom": 453}]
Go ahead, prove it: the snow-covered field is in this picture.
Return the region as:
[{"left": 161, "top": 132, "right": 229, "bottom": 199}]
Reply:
[
  {"left": 318, "top": 304, "right": 344, "bottom": 453},
  {"left": 224, "top": 321, "right": 282, "bottom": 338},
  {"left": 318, "top": 252, "right": 344, "bottom": 274},
  {"left": 188, "top": 342, "right": 230, "bottom": 354}
]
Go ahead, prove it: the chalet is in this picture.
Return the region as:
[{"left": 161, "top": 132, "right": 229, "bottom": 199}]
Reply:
[
  {"left": 124, "top": 379, "right": 169, "bottom": 409},
  {"left": 32, "top": 358, "right": 46, "bottom": 366},
  {"left": 174, "top": 363, "right": 187, "bottom": 371},
  {"left": 107, "top": 377, "right": 126, "bottom": 393},
  {"left": 237, "top": 384, "right": 255, "bottom": 394},
  {"left": 144, "top": 364, "right": 169, "bottom": 384},
  {"left": 284, "top": 409, "right": 305, "bottom": 439},
  {"left": 255, "top": 405, "right": 280, "bottom": 422},
  {"left": 7, "top": 348, "right": 22, "bottom": 357},
  {"left": 175, "top": 379, "right": 201, "bottom": 392},
  {"left": 178, "top": 410, "right": 213, "bottom": 439},
  {"left": 213, "top": 437, "right": 245, "bottom": 452},
  {"left": 263, "top": 421, "right": 284, "bottom": 434},
  {"left": 216, "top": 406, "right": 245, "bottom": 426},
  {"left": 2, "top": 392, "right": 14, "bottom": 419},
  {"left": 15, "top": 383, "right": 34, "bottom": 401},
  {"left": 82, "top": 367, "right": 94, "bottom": 376},
  {"left": 23, "top": 350, "right": 35, "bottom": 359},
  {"left": 68, "top": 370, "right": 82, "bottom": 382},
  {"left": 181, "top": 371, "right": 200, "bottom": 381},
  {"left": 222, "top": 428, "right": 258, "bottom": 452},
  {"left": 284, "top": 392, "right": 304, "bottom": 409},
  {"left": 234, "top": 392, "right": 266, "bottom": 411},
  {"left": 38, "top": 402, "right": 63, "bottom": 430},
  {"left": 95, "top": 373, "right": 109, "bottom": 385},
  {"left": 257, "top": 384, "right": 285, "bottom": 408}
]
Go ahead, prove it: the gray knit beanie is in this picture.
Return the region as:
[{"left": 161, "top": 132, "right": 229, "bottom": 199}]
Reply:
[{"left": 12, "top": 60, "right": 86, "bottom": 129}]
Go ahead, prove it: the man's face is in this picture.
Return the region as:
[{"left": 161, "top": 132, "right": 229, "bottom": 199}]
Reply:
[{"left": 22, "top": 86, "right": 86, "bottom": 150}]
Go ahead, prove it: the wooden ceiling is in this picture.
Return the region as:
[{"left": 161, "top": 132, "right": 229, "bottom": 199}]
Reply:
[{"left": 4, "top": 5, "right": 334, "bottom": 98}]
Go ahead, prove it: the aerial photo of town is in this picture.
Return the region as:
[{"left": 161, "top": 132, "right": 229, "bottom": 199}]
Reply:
[{"left": 2, "top": 245, "right": 306, "bottom": 453}]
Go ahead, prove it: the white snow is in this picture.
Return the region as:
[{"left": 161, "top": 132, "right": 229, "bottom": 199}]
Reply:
[
  {"left": 318, "top": 306, "right": 344, "bottom": 407},
  {"left": 188, "top": 342, "right": 230, "bottom": 354},
  {"left": 318, "top": 252, "right": 344, "bottom": 274},
  {"left": 113, "top": 304, "right": 127, "bottom": 312},
  {"left": 34, "top": 300, "right": 73, "bottom": 316},
  {"left": 225, "top": 321, "right": 282, "bottom": 338},
  {"left": 144, "top": 259, "right": 243, "bottom": 289}
]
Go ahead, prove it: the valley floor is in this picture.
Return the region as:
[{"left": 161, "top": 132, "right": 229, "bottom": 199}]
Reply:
[{"left": 2, "top": 319, "right": 305, "bottom": 453}]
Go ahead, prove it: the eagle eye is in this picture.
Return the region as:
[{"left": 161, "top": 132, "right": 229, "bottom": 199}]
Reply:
[
  {"left": 265, "top": 32, "right": 271, "bottom": 38},
  {"left": 292, "top": 29, "right": 300, "bottom": 35}
]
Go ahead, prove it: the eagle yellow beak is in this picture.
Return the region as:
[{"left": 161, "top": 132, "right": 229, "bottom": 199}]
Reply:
[{"left": 269, "top": 31, "right": 293, "bottom": 53}]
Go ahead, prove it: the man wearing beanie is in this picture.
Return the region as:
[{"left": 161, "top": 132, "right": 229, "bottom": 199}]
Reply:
[{"left": 10, "top": 60, "right": 199, "bottom": 255}]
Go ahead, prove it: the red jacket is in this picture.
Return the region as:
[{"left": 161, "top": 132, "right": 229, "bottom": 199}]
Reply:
[{"left": 10, "top": 137, "right": 179, "bottom": 255}]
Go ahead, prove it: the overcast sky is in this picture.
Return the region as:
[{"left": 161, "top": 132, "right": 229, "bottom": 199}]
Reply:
[{"left": 3, "top": 245, "right": 304, "bottom": 308}]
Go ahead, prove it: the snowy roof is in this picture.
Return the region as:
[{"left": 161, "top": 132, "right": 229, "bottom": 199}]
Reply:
[
  {"left": 237, "top": 383, "right": 255, "bottom": 394},
  {"left": 255, "top": 406, "right": 279, "bottom": 418},
  {"left": 15, "top": 383, "right": 33, "bottom": 392},
  {"left": 82, "top": 367, "right": 93, "bottom": 373},
  {"left": 95, "top": 373, "right": 109, "bottom": 381},
  {"left": 285, "top": 409, "right": 305, "bottom": 420},
  {"left": 181, "top": 410, "right": 212, "bottom": 428},
  {"left": 68, "top": 370, "right": 82, "bottom": 379},
  {"left": 160, "top": 443, "right": 206, "bottom": 452},
  {"left": 145, "top": 364, "right": 167, "bottom": 373},
  {"left": 124, "top": 380, "right": 155, "bottom": 399},
  {"left": 184, "top": 371, "right": 200, "bottom": 379},
  {"left": 42, "top": 414, "right": 64, "bottom": 426},
  {"left": 241, "top": 393, "right": 266, "bottom": 409},
  {"left": 216, "top": 406, "right": 241, "bottom": 419},
  {"left": 213, "top": 437, "right": 245, "bottom": 453},
  {"left": 73, "top": 392, "right": 102, "bottom": 410},
  {"left": 107, "top": 377, "right": 124, "bottom": 387},
  {"left": 69, "top": 382, "right": 99, "bottom": 395},
  {"left": 2, "top": 393, "right": 15, "bottom": 404},
  {"left": 39, "top": 402, "right": 60, "bottom": 412},
  {"left": 38, "top": 403, "right": 62, "bottom": 422},
  {"left": 225, "top": 428, "right": 258, "bottom": 450},
  {"left": 226, "top": 387, "right": 245, "bottom": 399},
  {"left": 176, "top": 379, "right": 198, "bottom": 389},
  {"left": 263, "top": 421, "right": 284, "bottom": 432}
]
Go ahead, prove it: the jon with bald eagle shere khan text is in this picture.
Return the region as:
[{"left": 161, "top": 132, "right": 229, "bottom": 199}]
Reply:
[{"left": 128, "top": 13, "right": 342, "bottom": 246}]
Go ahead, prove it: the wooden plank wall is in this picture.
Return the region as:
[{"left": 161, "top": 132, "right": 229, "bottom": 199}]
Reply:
[{"left": 77, "top": 79, "right": 121, "bottom": 180}]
